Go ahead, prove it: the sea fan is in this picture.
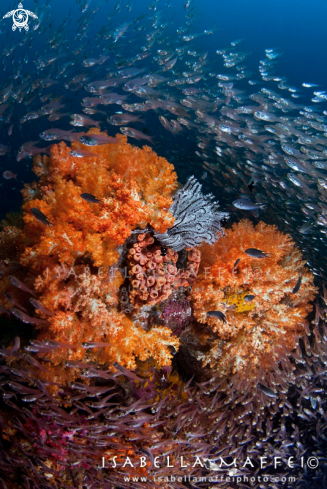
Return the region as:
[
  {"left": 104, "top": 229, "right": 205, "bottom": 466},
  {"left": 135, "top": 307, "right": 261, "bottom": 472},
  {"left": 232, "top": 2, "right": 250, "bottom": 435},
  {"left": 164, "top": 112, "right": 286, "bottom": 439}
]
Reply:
[{"left": 154, "top": 176, "right": 229, "bottom": 251}]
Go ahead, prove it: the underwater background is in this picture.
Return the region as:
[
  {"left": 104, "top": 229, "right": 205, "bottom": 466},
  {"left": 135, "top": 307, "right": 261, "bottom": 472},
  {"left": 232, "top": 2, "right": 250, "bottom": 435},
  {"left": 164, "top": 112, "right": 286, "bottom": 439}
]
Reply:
[{"left": 0, "top": 0, "right": 327, "bottom": 487}]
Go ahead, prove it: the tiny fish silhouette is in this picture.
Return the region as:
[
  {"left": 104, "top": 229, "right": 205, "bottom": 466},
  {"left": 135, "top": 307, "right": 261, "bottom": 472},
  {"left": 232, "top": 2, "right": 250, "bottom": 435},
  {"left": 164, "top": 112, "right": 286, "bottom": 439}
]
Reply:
[
  {"left": 244, "top": 294, "right": 255, "bottom": 302},
  {"left": 82, "top": 341, "right": 112, "bottom": 348},
  {"left": 10, "top": 308, "right": 49, "bottom": 326},
  {"left": 207, "top": 310, "right": 227, "bottom": 322},
  {"left": 31, "top": 208, "right": 53, "bottom": 227},
  {"left": 9, "top": 276, "right": 36, "bottom": 297},
  {"left": 113, "top": 361, "right": 143, "bottom": 381},
  {"left": 232, "top": 258, "right": 240, "bottom": 271},
  {"left": 292, "top": 271, "right": 302, "bottom": 294},
  {"left": 257, "top": 383, "right": 277, "bottom": 398},
  {"left": 29, "top": 298, "right": 53, "bottom": 316},
  {"left": 79, "top": 136, "right": 98, "bottom": 146},
  {"left": 233, "top": 199, "right": 265, "bottom": 211},
  {"left": 248, "top": 180, "right": 255, "bottom": 192},
  {"left": 81, "top": 193, "right": 102, "bottom": 203},
  {"left": 245, "top": 248, "right": 272, "bottom": 258},
  {"left": 3, "top": 171, "right": 17, "bottom": 180},
  {"left": 70, "top": 150, "right": 97, "bottom": 158}
]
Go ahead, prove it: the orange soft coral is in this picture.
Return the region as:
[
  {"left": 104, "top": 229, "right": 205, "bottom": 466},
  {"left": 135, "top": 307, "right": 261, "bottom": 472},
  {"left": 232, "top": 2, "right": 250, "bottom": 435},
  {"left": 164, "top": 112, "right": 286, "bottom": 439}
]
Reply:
[
  {"left": 20, "top": 131, "right": 177, "bottom": 272},
  {"left": 33, "top": 264, "right": 179, "bottom": 386},
  {"left": 190, "top": 219, "right": 318, "bottom": 378},
  {"left": 0, "top": 132, "right": 180, "bottom": 385}
]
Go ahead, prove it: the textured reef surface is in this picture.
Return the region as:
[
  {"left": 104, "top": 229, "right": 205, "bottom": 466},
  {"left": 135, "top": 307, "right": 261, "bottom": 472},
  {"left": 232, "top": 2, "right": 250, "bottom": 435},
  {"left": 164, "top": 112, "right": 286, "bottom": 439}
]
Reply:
[{"left": 0, "top": 135, "right": 325, "bottom": 489}]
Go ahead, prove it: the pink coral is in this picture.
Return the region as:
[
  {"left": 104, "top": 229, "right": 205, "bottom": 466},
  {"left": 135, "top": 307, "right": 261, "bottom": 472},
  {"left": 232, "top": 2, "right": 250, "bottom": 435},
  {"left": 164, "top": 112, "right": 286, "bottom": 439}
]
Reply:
[{"left": 127, "top": 232, "right": 200, "bottom": 307}]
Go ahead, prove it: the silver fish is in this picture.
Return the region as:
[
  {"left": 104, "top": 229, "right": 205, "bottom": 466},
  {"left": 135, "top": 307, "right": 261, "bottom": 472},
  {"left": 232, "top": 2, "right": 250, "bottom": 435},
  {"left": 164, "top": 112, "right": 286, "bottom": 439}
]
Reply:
[
  {"left": 257, "top": 383, "right": 277, "bottom": 398},
  {"left": 233, "top": 199, "right": 266, "bottom": 211},
  {"left": 9, "top": 276, "right": 36, "bottom": 296}
]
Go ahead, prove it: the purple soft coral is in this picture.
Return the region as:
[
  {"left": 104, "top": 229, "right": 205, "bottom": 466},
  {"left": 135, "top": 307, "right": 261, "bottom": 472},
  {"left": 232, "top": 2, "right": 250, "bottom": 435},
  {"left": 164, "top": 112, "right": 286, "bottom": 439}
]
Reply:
[{"left": 162, "top": 291, "right": 192, "bottom": 336}]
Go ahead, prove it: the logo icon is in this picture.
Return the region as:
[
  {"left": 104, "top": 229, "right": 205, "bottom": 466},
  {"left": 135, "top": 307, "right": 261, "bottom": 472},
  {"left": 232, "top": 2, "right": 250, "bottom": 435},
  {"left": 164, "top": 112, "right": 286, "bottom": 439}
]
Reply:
[{"left": 3, "top": 3, "right": 38, "bottom": 32}]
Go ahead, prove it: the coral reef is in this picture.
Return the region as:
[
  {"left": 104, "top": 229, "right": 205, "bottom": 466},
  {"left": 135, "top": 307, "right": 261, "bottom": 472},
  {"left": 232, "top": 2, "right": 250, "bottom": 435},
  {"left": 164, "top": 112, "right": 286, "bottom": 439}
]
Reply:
[
  {"left": 0, "top": 344, "right": 210, "bottom": 489},
  {"left": 0, "top": 134, "right": 321, "bottom": 489},
  {"left": 155, "top": 175, "right": 229, "bottom": 251},
  {"left": 1, "top": 300, "right": 327, "bottom": 489},
  {"left": 189, "top": 219, "right": 318, "bottom": 379},
  {"left": 0, "top": 132, "right": 184, "bottom": 385}
]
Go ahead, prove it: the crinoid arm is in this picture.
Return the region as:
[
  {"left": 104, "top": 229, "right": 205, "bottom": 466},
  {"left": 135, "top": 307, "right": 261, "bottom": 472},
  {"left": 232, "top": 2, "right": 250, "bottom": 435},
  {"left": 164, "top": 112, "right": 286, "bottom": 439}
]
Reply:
[{"left": 155, "top": 175, "right": 229, "bottom": 252}]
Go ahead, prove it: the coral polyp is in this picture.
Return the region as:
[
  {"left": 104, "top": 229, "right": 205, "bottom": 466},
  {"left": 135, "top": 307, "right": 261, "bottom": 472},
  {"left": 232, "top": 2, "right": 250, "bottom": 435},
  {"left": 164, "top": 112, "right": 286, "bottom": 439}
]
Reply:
[{"left": 127, "top": 232, "right": 200, "bottom": 307}]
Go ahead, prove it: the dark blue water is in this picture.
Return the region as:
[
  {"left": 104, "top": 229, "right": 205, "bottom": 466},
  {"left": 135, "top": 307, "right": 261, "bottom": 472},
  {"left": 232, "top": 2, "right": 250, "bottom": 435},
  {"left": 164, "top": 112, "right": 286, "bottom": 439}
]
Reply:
[
  {"left": 0, "top": 0, "right": 326, "bottom": 89},
  {"left": 0, "top": 0, "right": 326, "bottom": 249}
]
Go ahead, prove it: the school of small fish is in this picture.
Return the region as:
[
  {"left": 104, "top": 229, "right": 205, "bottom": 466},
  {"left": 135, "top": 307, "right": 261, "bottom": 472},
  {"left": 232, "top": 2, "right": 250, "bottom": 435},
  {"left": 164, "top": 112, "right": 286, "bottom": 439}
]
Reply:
[{"left": 0, "top": 0, "right": 326, "bottom": 277}]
